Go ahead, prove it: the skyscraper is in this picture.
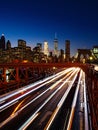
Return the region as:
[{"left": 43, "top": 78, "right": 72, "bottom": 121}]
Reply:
[
  {"left": 6, "top": 40, "right": 11, "bottom": 50},
  {"left": 44, "top": 41, "right": 49, "bottom": 56},
  {"left": 65, "top": 40, "right": 70, "bottom": 62},
  {"left": 54, "top": 38, "right": 58, "bottom": 57},
  {"left": 0, "top": 34, "right": 5, "bottom": 50},
  {"left": 18, "top": 39, "right": 26, "bottom": 49},
  {"left": 37, "top": 43, "right": 42, "bottom": 52}
]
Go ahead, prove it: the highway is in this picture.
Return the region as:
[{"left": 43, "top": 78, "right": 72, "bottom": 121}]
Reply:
[{"left": 0, "top": 67, "right": 87, "bottom": 130}]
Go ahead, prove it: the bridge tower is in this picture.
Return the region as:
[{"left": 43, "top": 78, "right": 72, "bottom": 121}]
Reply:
[{"left": 76, "top": 49, "right": 95, "bottom": 62}]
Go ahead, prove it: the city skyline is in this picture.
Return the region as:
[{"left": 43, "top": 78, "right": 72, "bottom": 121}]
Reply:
[
  {"left": 0, "top": 33, "right": 97, "bottom": 57},
  {"left": 0, "top": 0, "right": 98, "bottom": 56}
]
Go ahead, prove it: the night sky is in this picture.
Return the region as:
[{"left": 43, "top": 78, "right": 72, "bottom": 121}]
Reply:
[{"left": 0, "top": 0, "right": 98, "bottom": 56}]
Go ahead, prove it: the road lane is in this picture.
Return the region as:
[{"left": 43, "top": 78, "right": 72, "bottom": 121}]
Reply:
[
  {"left": 0, "top": 67, "right": 74, "bottom": 112},
  {"left": 0, "top": 68, "right": 75, "bottom": 124},
  {"left": 19, "top": 68, "right": 80, "bottom": 130},
  {"left": 0, "top": 67, "right": 79, "bottom": 129}
]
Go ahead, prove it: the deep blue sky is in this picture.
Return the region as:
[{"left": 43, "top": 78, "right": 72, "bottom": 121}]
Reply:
[{"left": 0, "top": 0, "right": 98, "bottom": 56}]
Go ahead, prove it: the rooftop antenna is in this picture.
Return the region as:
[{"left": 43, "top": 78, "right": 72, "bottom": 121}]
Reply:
[{"left": 55, "top": 32, "right": 57, "bottom": 39}]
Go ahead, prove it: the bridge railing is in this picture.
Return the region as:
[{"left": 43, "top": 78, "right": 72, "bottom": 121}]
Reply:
[{"left": 0, "top": 62, "right": 91, "bottom": 95}]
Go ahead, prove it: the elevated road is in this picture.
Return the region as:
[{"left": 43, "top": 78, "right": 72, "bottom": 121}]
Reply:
[{"left": 0, "top": 67, "right": 91, "bottom": 130}]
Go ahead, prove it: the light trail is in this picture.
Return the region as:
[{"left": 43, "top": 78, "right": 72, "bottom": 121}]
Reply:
[
  {"left": 0, "top": 68, "right": 75, "bottom": 112},
  {"left": 66, "top": 69, "right": 83, "bottom": 130},
  {"left": 19, "top": 68, "right": 79, "bottom": 130},
  {"left": 20, "top": 112, "right": 40, "bottom": 130},
  {"left": 0, "top": 69, "right": 65, "bottom": 100},
  {"left": 50, "top": 69, "right": 74, "bottom": 90},
  {"left": 11, "top": 99, "right": 26, "bottom": 116},
  {"left": 83, "top": 71, "right": 89, "bottom": 130},
  {"left": 19, "top": 69, "right": 74, "bottom": 113},
  {"left": 0, "top": 67, "right": 74, "bottom": 102},
  {"left": 44, "top": 68, "right": 80, "bottom": 130},
  {"left": 0, "top": 68, "right": 75, "bottom": 128}
]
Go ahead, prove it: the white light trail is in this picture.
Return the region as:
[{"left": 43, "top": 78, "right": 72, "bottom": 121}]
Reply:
[
  {"left": 66, "top": 69, "right": 83, "bottom": 130},
  {"left": 0, "top": 68, "right": 75, "bottom": 127},
  {"left": 0, "top": 68, "right": 75, "bottom": 112},
  {"left": 83, "top": 71, "right": 89, "bottom": 130},
  {"left": 44, "top": 68, "right": 80, "bottom": 130},
  {"left": 19, "top": 68, "right": 79, "bottom": 130},
  {"left": 0, "top": 67, "right": 74, "bottom": 102},
  {"left": 20, "top": 113, "right": 40, "bottom": 130},
  {"left": 50, "top": 70, "right": 74, "bottom": 90},
  {"left": 0, "top": 70, "right": 63, "bottom": 100}
]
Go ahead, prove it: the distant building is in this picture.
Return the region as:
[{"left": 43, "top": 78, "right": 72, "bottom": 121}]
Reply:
[
  {"left": 65, "top": 40, "right": 70, "bottom": 62},
  {"left": 0, "top": 34, "right": 5, "bottom": 50},
  {"left": 92, "top": 46, "right": 98, "bottom": 59},
  {"left": 18, "top": 39, "right": 26, "bottom": 49},
  {"left": 6, "top": 40, "right": 11, "bottom": 50},
  {"left": 59, "top": 49, "right": 64, "bottom": 62},
  {"left": 0, "top": 36, "right": 33, "bottom": 63},
  {"left": 54, "top": 38, "right": 58, "bottom": 57},
  {"left": 44, "top": 41, "right": 49, "bottom": 56},
  {"left": 37, "top": 43, "right": 42, "bottom": 52},
  {"left": 48, "top": 51, "right": 53, "bottom": 63},
  {"left": 32, "top": 45, "right": 45, "bottom": 63}
]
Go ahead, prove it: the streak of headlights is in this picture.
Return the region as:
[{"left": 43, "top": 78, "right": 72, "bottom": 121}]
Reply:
[
  {"left": 0, "top": 68, "right": 75, "bottom": 128},
  {"left": 0, "top": 68, "right": 75, "bottom": 112},
  {"left": 19, "top": 68, "right": 79, "bottom": 130},
  {"left": 44, "top": 68, "right": 80, "bottom": 130},
  {"left": 0, "top": 67, "right": 75, "bottom": 102},
  {"left": 66, "top": 69, "right": 82, "bottom": 130}
]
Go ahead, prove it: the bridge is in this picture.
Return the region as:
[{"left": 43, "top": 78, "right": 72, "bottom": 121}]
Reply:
[
  {"left": 74, "top": 49, "right": 98, "bottom": 63},
  {"left": 0, "top": 62, "right": 98, "bottom": 130},
  {"left": 0, "top": 62, "right": 90, "bottom": 93}
]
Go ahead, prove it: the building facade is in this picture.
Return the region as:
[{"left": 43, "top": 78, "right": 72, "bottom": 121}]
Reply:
[
  {"left": 54, "top": 38, "right": 58, "bottom": 57},
  {"left": 0, "top": 34, "right": 5, "bottom": 50},
  {"left": 44, "top": 41, "right": 49, "bottom": 56},
  {"left": 65, "top": 40, "right": 70, "bottom": 62}
]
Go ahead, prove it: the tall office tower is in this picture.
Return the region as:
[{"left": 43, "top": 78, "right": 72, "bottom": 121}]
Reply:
[
  {"left": 37, "top": 43, "right": 42, "bottom": 52},
  {"left": 0, "top": 34, "right": 5, "bottom": 50},
  {"left": 65, "top": 40, "right": 70, "bottom": 62},
  {"left": 6, "top": 40, "right": 11, "bottom": 50},
  {"left": 54, "top": 38, "right": 58, "bottom": 56},
  {"left": 18, "top": 39, "right": 26, "bottom": 49},
  {"left": 44, "top": 41, "right": 49, "bottom": 56}
]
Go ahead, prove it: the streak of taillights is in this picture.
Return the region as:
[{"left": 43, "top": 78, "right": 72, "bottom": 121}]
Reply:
[
  {"left": 44, "top": 68, "right": 80, "bottom": 130},
  {"left": 83, "top": 71, "right": 89, "bottom": 130},
  {"left": 50, "top": 69, "right": 74, "bottom": 90},
  {"left": 0, "top": 68, "right": 75, "bottom": 128},
  {"left": 19, "top": 68, "right": 79, "bottom": 130},
  {"left": 0, "top": 68, "right": 75, "bottom": 112},
  {"left": 20, "top": 113, "right": 40, "bottom": 130},
  {"left": 66, "top": 69, "right": 82, "bottom": 130},
  {"left": 0, "top": 67, "right": 74, "bottom": 102}
]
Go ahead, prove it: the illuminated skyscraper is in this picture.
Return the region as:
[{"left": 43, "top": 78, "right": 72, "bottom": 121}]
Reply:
[
  {"left": 44, "top": 41, "right": 49, "bottom": 56},
  {"left": 18, "top": 39, "right": 26, "bottom": 49},
  {"left": 54, "top": 38, "right": 58, "bottom": 56},
  {"left": 0, "top": 34, "right": 5, "bottom": 50},
  {"left": 37, "top": 43, "right": 42, "bottom": 52},
  {"left": 65, "top": 40, "right": 70, "bottom": 62}
]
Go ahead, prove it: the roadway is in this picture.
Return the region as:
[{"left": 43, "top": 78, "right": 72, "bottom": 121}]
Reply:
[{"left": 0, "top": 67, "right": 87, "bottom": 130}]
